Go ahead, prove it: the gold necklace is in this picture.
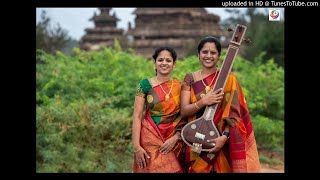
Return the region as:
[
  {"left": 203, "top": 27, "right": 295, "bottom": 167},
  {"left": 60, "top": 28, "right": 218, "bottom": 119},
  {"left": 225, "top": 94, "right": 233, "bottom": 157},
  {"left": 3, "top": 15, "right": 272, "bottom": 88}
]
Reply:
[
  {"left": 156, "top": 77, "right": 173, "bottom": 101},
  {"left": 200, "top": 70, "right": 218, "bottom": 94}
]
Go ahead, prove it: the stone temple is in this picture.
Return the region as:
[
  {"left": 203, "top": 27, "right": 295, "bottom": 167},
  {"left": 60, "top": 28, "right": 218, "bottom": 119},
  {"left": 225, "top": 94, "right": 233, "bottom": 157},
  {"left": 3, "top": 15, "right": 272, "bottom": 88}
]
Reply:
[
  {"left": 126, "top": 8, "right": 223, "bottom": 59},
  {"left": 79, "top": 8, "right": 125, "bottom": 51},
  {"left": 80, "top": 8, "right": 224, "bottom": 59}
]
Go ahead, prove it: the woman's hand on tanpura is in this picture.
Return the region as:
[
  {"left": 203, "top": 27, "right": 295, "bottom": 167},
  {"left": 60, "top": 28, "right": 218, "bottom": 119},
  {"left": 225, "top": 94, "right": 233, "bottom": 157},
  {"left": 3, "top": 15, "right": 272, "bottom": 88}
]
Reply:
[
  {"left": 159, "top": 134, "right": 179, "bottom": 155},
  {"left": 135, "top": 146, "right": 150, "bottom": 168},
  {"left": 201, "top": 88, "right": 224, "bottom": 106},
  {"left": 207, "top": 135, "right": 228, "bottom": 153}
]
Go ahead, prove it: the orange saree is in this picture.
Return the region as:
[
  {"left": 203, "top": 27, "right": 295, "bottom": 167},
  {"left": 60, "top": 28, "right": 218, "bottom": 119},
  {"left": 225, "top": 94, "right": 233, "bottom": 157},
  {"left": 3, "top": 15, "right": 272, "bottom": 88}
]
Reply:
[{"left": 182, "top": 71, "right": 261, "bottom": 173}]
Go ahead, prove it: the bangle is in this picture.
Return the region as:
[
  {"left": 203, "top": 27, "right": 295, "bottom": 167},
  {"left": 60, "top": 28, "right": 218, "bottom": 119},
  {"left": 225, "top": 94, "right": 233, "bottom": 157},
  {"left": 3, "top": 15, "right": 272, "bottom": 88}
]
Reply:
[
  {"left": 194, "top": 102, "right": 201, "bottom": 109},
  {"left": 134, "top": 147, "right": 142, "bottom": 153}
]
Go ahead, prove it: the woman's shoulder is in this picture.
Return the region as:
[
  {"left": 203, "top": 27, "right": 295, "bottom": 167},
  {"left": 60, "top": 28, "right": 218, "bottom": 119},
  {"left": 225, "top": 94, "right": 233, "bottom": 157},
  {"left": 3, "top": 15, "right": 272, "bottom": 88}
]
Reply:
[
  {"left": 225, "top": 71, "right": 240, "bottom": 86},
  {"left": 171, "top": 78, "right": 182, "bottom": 87},
  {"left": 183, "top": 70, "right": 200, "bottom": 83},
  {"left": 138, "top": 78, "right": 153, "bottom": 91},
  {"left": 228, "top": 71, "right": 237, "bottom": 80},
  {"left": 187, "top": 70, "right": 201, "bottom": 77},
  {"left": 172, "top": 78, "right": 180, "bottom": 82},
  {"left": 138, "top": 78, "right": 150, "bottom": 85}
]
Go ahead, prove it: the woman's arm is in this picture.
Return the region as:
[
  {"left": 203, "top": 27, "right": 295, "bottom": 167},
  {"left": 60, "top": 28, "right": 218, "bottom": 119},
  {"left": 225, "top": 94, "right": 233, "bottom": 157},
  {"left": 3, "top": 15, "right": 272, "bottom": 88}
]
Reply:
[
  {"left": 180, "top": 90, "right": 201, "bottom": 118},
  {"left": 132, "top": 96, "right": 145, "bottom": 151},
  {"left": 132, "top": 96, "right": 150, "bottom": 168}
]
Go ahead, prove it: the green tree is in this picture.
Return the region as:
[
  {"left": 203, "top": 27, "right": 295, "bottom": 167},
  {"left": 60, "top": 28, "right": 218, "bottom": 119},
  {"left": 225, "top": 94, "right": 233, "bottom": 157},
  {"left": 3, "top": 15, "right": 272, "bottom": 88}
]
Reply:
[
  {"left": 36, "top": 10, "right": 70, "bottom": 54},
  {"left": 222, "top": 8, "right": 284, "bottom": 67}
]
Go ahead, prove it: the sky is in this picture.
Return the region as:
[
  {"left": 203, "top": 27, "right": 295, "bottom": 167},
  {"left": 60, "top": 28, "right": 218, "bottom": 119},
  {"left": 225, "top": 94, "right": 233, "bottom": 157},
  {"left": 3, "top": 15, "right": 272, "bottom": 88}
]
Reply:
[{"left": 36, "top": 8, "right": 273, "bottom": 41}]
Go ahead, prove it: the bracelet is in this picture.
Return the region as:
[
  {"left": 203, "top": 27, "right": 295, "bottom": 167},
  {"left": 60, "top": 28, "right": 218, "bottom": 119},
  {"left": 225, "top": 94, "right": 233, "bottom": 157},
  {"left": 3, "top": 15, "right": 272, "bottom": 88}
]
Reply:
[
  {"left": 194, "top": 102, "right": 201, "bottom": 109},
  {"left": 134, "top": 147, "right": 142, "bottom": 153},
  {"left": 222, "top": 131, "right": 230, "bottom": 139}
]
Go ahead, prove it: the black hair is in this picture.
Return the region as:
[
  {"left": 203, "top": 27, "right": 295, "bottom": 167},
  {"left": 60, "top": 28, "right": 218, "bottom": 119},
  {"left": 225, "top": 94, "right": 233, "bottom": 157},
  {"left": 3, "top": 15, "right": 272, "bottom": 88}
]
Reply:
[
  {"left": 197, "top": 36, "right": 222, "bottom": 55},
  {"left": 152, "top": 46, "right": 177, "bottom": 62}
]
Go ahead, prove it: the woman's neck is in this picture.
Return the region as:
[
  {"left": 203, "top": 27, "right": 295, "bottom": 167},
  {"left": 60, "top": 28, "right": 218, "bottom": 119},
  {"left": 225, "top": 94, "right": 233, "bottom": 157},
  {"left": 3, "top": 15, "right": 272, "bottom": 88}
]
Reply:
[
  {"left": 201, "top": 67, "right": 217, "bottom": 77},
  {"left": 156, "top": 74, "right": 171, "bottom": 82}
]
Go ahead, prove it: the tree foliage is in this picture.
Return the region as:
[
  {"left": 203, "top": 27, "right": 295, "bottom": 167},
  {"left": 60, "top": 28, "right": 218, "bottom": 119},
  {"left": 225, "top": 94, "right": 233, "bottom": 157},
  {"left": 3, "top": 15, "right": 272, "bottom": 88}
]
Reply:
[
  {"left": 222, "top": 8, "right": 284, "bottom": 67},
  {"left": 36, "top": 10, "right": 70, "bottom": 55}
]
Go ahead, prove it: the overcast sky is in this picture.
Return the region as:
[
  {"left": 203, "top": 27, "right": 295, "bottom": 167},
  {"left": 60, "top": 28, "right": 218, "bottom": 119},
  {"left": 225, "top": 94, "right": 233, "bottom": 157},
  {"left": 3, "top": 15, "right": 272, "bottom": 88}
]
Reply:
[{"left": 36, "top": 8, "right": 274, "bottom": 41}]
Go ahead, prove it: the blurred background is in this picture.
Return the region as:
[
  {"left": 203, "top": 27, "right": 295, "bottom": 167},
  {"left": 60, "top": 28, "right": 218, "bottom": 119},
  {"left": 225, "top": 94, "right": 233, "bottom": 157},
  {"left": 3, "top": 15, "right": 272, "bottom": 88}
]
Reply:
[{"left": 36, "top": 7, "right": 284, "bottom": 172}]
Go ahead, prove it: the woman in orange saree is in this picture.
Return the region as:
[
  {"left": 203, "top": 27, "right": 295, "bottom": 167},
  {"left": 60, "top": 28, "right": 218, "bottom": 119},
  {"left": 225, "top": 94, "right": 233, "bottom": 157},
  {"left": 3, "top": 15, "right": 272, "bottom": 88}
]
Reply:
[
  {"left": 180, "top": 36, "right": 260, "bottom": 173},
  {"left": 132, "top": 46, "right": 185, "bottom": 173}
]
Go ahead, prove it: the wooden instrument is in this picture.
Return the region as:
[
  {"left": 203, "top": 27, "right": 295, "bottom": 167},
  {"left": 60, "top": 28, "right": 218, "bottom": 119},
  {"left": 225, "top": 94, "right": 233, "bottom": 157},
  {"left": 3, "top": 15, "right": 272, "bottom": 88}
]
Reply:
[{"left": 181, "top": 24, "right": 249, "bottom": 153}]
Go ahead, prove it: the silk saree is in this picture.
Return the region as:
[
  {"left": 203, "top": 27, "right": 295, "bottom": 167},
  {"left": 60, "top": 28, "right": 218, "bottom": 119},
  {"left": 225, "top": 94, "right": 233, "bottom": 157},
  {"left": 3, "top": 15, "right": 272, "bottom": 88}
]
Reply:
[
  {"left": 133, "top": 78, "right": 185, "bottom": 173},
  {"left": 182, "top": 71, "right": 261, "bottom": 173}
]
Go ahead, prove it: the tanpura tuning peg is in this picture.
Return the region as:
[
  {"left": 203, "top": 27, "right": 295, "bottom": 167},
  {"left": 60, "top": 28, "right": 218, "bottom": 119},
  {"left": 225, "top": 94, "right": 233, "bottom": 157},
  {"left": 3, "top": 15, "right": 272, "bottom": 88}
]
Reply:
[
  {"left": 238, "top": 26, "right": 243, "bottom": 32},
  {"left": 243, "top": 38, "right": 251, "bottom": 44},
  {"left": 227, "top": 27, "right": 233, "bottom": 32}
]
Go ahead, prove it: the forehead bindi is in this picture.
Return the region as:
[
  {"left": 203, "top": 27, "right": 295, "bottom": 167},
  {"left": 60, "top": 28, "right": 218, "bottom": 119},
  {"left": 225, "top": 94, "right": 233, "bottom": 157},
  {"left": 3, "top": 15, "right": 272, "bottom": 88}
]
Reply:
[{"left": 158, "top": 50, "right": 172, "bottom": 59}]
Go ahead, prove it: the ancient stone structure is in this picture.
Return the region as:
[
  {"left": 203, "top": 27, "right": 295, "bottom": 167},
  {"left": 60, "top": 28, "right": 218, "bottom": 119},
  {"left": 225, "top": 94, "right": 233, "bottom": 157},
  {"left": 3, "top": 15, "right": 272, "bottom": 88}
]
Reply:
[
  {"left": 80, "top": 8, "right": 125, "bottom": 51},
  {"left": 127, "top": 8, "right": 223, "bottom": 59}
]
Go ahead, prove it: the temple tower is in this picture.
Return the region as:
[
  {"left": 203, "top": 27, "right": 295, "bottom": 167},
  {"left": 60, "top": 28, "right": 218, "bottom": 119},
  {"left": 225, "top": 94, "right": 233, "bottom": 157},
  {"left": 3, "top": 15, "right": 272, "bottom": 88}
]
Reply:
[
  {"left": 80, "top": 8, "right": 125, "bottom": 51},
  {"left": 127, "top": 8, "right": 223, "bottom": 59}
]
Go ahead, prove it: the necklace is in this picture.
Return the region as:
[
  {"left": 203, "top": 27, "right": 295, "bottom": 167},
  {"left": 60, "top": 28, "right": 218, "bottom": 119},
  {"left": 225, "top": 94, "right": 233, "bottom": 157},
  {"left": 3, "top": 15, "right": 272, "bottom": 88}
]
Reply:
[
  {"left": 156, "top": 77, "right": 173, "bottom": 101},
  {"left": 200, "top": 70, "right": 218, "bottom": 95}
]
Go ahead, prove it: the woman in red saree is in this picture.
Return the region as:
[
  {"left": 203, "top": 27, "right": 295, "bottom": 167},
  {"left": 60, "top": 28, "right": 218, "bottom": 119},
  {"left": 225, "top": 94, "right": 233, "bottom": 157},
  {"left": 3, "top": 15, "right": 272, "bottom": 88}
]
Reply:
[
  {"left": 132, "top": 46, "right": 186, "bottom": 173},
  {"left": 180, "top": 36, "right": 260, "bottom": 173}
]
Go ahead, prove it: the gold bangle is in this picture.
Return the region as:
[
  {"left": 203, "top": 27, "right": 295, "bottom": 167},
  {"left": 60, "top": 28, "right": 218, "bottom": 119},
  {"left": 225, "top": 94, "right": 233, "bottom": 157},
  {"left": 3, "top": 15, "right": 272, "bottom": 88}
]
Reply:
[
  {"left": 134, "top": 147, "right": 142, "bottom": 153},
  {"left": 194, "top": 102, "right": 201, "bottom": 109}
]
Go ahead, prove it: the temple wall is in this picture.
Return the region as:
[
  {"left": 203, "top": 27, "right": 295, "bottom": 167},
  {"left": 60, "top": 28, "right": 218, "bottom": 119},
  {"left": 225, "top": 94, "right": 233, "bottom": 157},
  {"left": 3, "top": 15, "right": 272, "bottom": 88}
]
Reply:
[{"left": 80, "top": 8, "right": 224, "bottom": 58}]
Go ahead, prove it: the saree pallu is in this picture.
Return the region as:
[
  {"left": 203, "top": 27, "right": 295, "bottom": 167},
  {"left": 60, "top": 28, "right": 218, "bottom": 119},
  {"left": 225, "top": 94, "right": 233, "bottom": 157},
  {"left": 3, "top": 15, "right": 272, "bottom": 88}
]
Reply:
[
  {"left": 133, "top": 79, "right": 185, "bottom": 173},
  {"left": 133, "top": 108, "right": 183, "bottom": 173},
  {"left": 182, "top": 72, "right": 261, "bottom": 173}
]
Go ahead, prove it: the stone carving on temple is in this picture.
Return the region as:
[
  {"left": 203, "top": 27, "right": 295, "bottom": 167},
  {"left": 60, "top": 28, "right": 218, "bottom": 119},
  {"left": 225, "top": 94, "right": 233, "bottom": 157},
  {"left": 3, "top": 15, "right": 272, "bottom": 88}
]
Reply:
[
  {"left": 127, "top": 8, "right": 224, "bottom": 59},
  {"left": 80, "top": 8, "right": 125, "bottom": 51}
]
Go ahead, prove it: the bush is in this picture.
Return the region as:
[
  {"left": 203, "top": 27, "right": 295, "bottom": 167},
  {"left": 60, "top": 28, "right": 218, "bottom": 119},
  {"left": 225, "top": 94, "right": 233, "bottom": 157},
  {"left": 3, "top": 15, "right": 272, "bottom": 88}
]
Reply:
[{"left": 252, "top": 115, "right": 284, "bottom": 149}]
